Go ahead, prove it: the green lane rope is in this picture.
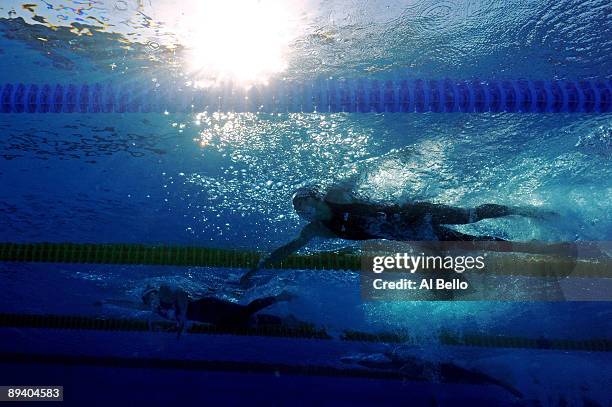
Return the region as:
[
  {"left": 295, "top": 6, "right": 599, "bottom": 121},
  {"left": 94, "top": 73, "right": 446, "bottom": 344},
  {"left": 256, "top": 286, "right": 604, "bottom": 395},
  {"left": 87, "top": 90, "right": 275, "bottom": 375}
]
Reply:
[
  {"left": 340, "top": 330, "right": 410, "bottom": 344},
  {"left": 0, "top": 242, "right": 359, "bottom": 271},
  {"left": 0, "top": 312, "right": 330, "bottom": 340},
  {"left": 0, "top": 242, "right": 610, "bottom": 277},
  {"left": 438, "top": 332, "right": 612, "bottom": 352},
  {"left": 0, "top": 313, "right": 609, "bottom": 352}
]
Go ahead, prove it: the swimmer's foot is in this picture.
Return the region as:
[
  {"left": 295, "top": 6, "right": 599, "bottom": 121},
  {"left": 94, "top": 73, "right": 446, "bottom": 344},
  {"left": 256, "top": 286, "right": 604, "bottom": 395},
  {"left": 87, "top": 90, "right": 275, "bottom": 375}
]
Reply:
[
  {"left": 237, "top": 264, "right": 263, "bottom": 289},
  {"left": 227, "top": 272, "right": 256, "bottom": 289},
  {"left": 512, "top": 206, "right": 560, "bottom": 220}
]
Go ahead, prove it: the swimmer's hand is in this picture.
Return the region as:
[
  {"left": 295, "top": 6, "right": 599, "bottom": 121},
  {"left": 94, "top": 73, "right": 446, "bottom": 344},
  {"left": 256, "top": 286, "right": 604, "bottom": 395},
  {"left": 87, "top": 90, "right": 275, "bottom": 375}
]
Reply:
[
  {"left": 176, "top": 319, "right": 185, "bottom": 339},
  {"left": 239, "top": 273, "right": 253, "bottom": 288},
  {"left": 240, "top": 223, "right": 323, "bottom": 288},
  {"left": 239, "top": 259, "right": 264, "bottom": 288}
]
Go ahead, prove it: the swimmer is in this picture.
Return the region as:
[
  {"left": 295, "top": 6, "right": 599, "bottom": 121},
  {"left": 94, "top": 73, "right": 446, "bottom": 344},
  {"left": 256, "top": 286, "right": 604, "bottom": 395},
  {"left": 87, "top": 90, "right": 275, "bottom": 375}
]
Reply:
[
  {"left": 241, "top": 184, "right": 558, "bottom": 286},
  {"left": 341, "top": 350, "right": 523, "bottom": 398},
  {"left": 140, "top": 284, "right": 295, "bottom": 333}
]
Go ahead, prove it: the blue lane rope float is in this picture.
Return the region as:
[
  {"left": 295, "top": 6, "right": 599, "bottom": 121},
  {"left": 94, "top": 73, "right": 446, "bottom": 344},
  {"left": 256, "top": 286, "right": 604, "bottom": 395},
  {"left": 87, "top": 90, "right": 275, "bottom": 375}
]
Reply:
[{"left": 1, "top": 79, "right": 610, "bottom": 114}]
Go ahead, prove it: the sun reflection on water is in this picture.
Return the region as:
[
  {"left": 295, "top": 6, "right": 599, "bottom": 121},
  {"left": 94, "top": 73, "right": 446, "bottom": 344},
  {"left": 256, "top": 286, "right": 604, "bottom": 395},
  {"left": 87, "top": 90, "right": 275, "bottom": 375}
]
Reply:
[{"left": 179, "top": 0, "right": 302, "bottom": 86}]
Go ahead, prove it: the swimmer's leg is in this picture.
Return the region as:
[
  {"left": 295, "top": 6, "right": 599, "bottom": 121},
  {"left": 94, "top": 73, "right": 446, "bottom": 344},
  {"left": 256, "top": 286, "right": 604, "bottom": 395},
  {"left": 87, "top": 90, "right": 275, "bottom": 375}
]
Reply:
[
  {"left": 474, "top": 204, "right": 517, "bottom": 220},
  {"left": 245, "top": 291, "right": 295, "bottom": 316},
  {"left": 431, "top": 203, "right": 557, "bottom": 225},
  {"left": 426, "top": 204, "right": 507, "bottom": 225},
  {"left": 474, "top": 204, "right": 543, "bottom": 221},
  {"left": 432, "top": 226, "right": 577, "bottom": 260},
  {"left": 433, "top": 225, "right": 507, "bottom": 242},
  {"left": 251, "top": 313, "right": 284, "bottom": 326}
]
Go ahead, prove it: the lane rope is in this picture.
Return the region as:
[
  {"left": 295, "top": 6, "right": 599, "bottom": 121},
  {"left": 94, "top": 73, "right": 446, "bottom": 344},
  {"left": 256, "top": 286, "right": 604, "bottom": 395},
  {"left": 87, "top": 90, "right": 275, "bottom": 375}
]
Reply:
[
  {"left": 0, "top": 313, "right": 609, "bottom": 352},
  {"left": 0, "top": 242, "right": 609, "bottom": 278},
  {"left": 1, "top": 79, "right": 610, "bottom": 113}
]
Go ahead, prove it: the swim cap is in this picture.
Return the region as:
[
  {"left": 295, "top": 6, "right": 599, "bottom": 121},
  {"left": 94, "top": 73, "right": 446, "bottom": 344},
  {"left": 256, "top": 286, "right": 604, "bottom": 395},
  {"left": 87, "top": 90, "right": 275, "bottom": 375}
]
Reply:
[{"left": 292, "top": 184, "right": 324, "bottom": 206}]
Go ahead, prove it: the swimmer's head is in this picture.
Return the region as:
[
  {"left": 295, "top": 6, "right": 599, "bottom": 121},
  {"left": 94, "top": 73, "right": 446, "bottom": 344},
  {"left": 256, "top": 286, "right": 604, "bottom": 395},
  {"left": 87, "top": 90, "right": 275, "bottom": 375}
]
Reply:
[
  {"left": 292, "top": 185, "right": 331, "bottom": 221},
  {"left": 142, "top": 285, "right": 159, "bottom": 307}
]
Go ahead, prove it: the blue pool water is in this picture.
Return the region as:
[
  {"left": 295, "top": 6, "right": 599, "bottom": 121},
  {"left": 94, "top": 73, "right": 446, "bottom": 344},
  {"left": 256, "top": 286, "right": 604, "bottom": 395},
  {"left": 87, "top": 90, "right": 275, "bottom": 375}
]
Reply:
[{"left": 0, "top": 1, "right": 611, "bottom": 405}]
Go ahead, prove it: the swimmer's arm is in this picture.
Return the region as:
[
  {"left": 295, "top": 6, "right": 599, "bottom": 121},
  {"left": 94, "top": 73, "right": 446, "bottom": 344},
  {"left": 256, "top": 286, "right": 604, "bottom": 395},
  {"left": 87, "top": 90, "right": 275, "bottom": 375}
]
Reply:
[
  {"left": 175, "top": 290, "right": 189, "bottom": 338},
  {"left": 262, "top": 222, "right": 334, "bottom": 266},
  {"left": 240, "top": 222, "right": 331, "bottom": 286}
]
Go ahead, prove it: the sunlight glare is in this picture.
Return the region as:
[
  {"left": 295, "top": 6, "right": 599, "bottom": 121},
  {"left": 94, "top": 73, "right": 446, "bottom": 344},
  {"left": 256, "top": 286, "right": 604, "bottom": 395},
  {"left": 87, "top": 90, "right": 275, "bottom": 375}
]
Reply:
[{"left": 183, "top": 0, "right": 300, "bottom": 85}]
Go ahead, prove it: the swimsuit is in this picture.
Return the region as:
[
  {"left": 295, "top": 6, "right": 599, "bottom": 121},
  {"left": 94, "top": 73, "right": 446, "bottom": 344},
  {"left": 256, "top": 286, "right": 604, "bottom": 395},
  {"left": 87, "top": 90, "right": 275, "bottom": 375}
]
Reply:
[{"left": 322, "top": 201, "right": 439, "bottom": 241}]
